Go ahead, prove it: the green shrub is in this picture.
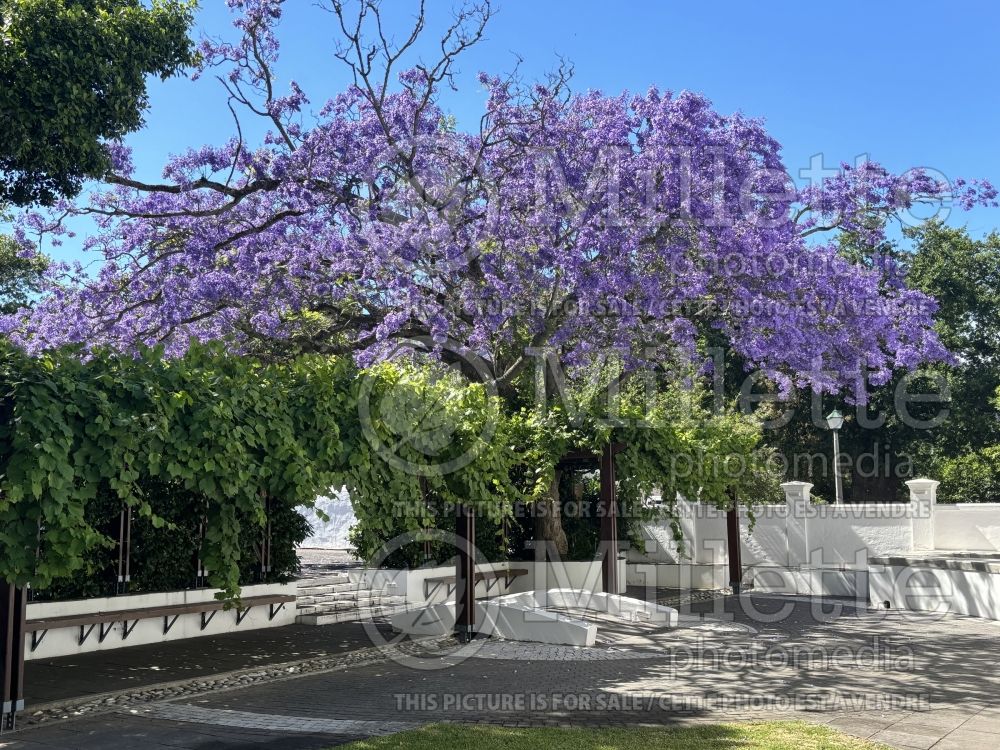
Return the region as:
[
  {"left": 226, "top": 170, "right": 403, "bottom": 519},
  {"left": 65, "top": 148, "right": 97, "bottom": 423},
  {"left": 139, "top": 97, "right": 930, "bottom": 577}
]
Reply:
[{"left": 937, "top": 446, "right": 1000, "bottom": 503}]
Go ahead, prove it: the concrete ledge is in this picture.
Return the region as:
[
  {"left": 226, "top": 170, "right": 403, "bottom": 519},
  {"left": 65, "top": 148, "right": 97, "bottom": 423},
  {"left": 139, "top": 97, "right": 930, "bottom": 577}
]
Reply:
[
  {"left": 494, "top": 588, "right": 679, "bottom": 626},
  {"left": 388, "top": 599, "right": 597, "bottom": 646},
  {"left": 870, "top": 553, "right": 1000, "bottom": 573}
]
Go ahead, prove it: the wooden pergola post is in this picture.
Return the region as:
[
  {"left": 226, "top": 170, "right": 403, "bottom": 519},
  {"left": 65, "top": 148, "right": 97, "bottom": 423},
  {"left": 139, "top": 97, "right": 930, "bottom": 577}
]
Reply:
[
  {"left": 598, "top": 443, "right": 620, "bottom": 595},
  {"left": 726, "top": 493, "right": 743, "bottom": 595},
  {"left": 455, "top": 503, "right": 476, "bottom": 642},
  {"left": 1, "top": 581, "right": 27, "bottom": 733}
]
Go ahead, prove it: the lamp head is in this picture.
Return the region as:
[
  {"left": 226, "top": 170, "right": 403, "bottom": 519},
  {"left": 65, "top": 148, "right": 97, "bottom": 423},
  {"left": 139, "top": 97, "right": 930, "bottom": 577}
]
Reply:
[{"left": 825, "top": 409, "right": 844, "bottom": 431}]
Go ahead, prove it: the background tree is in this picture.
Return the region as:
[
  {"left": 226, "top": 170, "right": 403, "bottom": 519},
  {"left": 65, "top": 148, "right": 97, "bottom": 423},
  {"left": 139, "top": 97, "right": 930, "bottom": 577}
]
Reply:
[
  {"left": 755, "top": 223, "right": 1000, "bottom": 502},
  {"left": 0, "top": 234, "right": 46, "bottom": 315},
  {"left": 907, "top": 222, "right": 1000, "bottom": 458},
  {"left": 0, "top": 0, "right": 196, "bottom": 205}
]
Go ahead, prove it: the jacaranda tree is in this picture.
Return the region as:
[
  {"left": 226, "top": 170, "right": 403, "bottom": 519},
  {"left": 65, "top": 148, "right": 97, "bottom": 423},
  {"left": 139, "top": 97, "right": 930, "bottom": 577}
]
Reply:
[
  {"left": 3, "top": 0, "right": 996, "bottom": 554},
  {"left": 7, "top": 1, "right": 994, "bottom": 383}
]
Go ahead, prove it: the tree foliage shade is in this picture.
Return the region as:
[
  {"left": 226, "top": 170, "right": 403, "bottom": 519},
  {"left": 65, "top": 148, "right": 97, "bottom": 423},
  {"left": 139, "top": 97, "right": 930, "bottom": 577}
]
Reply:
[{"left": 0, "top": 0, "right": 195, "bottom": 205}]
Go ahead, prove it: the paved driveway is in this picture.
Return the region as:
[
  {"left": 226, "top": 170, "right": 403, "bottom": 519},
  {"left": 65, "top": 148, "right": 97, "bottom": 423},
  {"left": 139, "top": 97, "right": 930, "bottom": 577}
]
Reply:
[{"left": 5, "top": 595, "right": 1000, "bottom": 750}]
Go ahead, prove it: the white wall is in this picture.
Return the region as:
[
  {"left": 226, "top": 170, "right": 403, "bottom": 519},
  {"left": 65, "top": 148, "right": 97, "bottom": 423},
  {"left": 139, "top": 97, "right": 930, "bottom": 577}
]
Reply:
[
  {"left": 870, "top": 562, "right": 1000, "bottom": 620},
  {"left": 934, "top": 504, "right": 1000, "bottom": 551},
  {"left": 26, "top": 583, "right": 296, "bottom": 661},
  {"left": 632, "top": 481, "right": 927, "bottom": 595},
  {"left": 632, "top": 479, "right": 1000, "bottom": 596}
]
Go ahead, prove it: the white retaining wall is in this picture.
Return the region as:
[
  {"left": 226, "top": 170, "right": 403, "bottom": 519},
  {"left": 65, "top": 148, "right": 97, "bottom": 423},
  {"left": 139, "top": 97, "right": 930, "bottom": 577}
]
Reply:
[
  {"left": 934, "top": 503, "right": 1000, "bottom": 551},
  {"left": 631, "top": 479, "right": 1000, "bottom": 596},
  {"left": 378, "top": 559, "right": 627, "bottom": 604},
  {"left": 25, "top": 583, "right": 296, "bottom": 661},
  {"left": 870, "top": 561, "right": 1000, "bottom": 620}
]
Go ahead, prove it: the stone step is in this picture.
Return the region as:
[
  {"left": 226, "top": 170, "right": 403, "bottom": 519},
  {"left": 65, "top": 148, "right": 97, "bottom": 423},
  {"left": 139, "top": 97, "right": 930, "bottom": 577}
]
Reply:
[
  {"left": 301, "top": 589, "right": 402, "bottom": 600},
  {"left": 296, "top": 603, "right": 411, "bottom": 626},
  {"left": 298, "top": 595, "right": 400, "bottom": 607},
  {"left": 296, "top": 582, "right": 356, "bottom": 596},
  {"left": 295, "top": 574, "right": 351, "bottom": 588},
  {"left": 297, "top": 594, "right": 405, "bottom": 610},
  {"left": 295, "top": 601, "right": 357, "bottom": 616}
]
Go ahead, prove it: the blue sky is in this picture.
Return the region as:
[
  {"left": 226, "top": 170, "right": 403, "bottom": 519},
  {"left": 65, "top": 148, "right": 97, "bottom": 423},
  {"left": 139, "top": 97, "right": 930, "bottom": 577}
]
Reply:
[{"left": 45, "top": 0, "right": 1000, "bottom": 263}]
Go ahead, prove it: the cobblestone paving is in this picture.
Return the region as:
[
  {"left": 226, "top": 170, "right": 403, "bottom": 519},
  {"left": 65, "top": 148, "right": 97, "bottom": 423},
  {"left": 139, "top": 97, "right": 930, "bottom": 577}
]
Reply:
[
  {"left": 15, "top": 634, "right": 453, "bottom": 730},
  {"left": 6, "top": 594, "right": 1000, "bottom": 749}
]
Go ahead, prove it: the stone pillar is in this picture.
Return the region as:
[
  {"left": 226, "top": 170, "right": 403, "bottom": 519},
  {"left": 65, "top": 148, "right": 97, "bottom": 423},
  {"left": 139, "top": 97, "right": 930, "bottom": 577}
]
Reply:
[
  {"left": 906, "top": 478, "right": 939, "bottom": 551},
  {"left": 781, "top": 481, "right": 813, "bottom": 568}
]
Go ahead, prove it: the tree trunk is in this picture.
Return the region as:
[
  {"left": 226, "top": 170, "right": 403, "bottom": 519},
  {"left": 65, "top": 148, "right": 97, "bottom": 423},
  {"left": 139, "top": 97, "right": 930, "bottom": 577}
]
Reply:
[{"left": 534, "top": 468, "right": 569, "bottom": 556}]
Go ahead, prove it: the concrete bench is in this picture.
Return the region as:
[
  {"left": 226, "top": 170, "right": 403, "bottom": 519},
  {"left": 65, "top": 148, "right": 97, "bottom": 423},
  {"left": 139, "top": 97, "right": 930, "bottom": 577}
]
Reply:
[{"left": 25, "top": 593, "right": 296, "bottom": 652}]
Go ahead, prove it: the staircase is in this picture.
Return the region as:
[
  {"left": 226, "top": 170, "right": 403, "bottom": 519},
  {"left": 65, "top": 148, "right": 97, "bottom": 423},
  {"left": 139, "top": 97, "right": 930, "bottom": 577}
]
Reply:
[{"left": 295, "top": 571, "right": 408, "bottom": 625}]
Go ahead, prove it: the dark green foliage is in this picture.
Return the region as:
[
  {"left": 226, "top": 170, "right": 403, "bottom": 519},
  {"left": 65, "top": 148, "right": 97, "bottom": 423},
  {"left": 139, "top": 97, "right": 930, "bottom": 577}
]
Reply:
[
  {"left": 0, "top": 236, "right": 47, "bottom": 315},
  {"left": 907, "top": 224, "right": 1000, "bottom": 460},
  {"left": 33, "top": 478, "right": 310, "bottom": 601},
  {"left": 347, "top": 502, "right": 508, "bottom": 570},
  {"left": 0, "top": 0, "right": 196, "bottom": 205},
  {"left": 0, "top": 342, "right": 351, "bottom": 599},
  {"left": 937, "top": 446, "right": 1000, "bottom": 505}
]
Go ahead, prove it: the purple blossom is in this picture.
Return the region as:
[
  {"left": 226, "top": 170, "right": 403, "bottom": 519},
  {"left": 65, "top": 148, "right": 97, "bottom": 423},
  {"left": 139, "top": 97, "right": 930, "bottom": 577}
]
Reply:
[{"left": 5, "top": 2, "right": 996, "bottom": 399}]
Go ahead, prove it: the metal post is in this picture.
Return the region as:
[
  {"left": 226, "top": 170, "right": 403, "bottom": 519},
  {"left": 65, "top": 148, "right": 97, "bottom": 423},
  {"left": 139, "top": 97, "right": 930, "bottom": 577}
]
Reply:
[
  {"left": 599, "top": 444, "right": 619, "bottom": 595},
  {"left": 123, "top": 506, "right": 132, "bottom": 594},
  {"left": 1, "top": 582, "right": 27, "bottom": 733},
  {"left": 194, "top": 516, "right": 208, "bottom": 589},
  {"left": 455, "top": 503, "right": 476, "bottom": 642},
  {"left": 832, "top": 429, "right": 844, "bottom": 504},
  {"left": 726, "top": 500, "right": 743, "bottom": 595},
  {"left": 115, "top": 506, "right": 132, "bottom": 595},
  {"left": 259, "top": 495, "right": 272, "bottom": 583}
]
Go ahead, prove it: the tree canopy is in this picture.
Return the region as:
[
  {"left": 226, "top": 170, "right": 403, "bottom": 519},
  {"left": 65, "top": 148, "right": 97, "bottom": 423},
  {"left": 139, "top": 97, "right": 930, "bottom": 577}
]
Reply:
[
  {"left": 5, "top": 0, "right": 995, "bottom": 403},
  {"left": 0, "top": 0, "right": 195, "bottom": 205}
]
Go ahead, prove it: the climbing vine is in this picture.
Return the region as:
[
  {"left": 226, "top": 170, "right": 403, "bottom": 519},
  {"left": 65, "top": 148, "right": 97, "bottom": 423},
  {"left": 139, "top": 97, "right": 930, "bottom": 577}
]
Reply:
[
  {"left": 0, "top": 342, "right": 353, "bottom": 599},
  {"left": 1, "top": 342, "right": 779, "bottom": 596}
]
